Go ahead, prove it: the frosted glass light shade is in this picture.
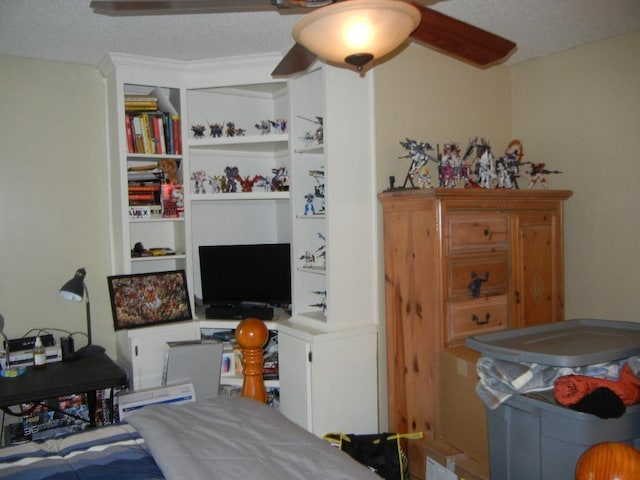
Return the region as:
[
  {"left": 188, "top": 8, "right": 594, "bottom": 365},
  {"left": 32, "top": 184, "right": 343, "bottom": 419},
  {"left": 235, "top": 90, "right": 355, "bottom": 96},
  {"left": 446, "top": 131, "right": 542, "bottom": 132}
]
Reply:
[{"left": 292, "top": 0, "right": 421, "bottom": 69}]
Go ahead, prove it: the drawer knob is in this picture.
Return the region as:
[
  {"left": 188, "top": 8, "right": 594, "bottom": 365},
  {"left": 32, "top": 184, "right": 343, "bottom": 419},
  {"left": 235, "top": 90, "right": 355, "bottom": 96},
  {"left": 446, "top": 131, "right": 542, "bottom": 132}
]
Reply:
[
  {"left": 472, "top": 313, "right": 490, "bottom": 325},
  {"left": 484, "top": 228, "right": 491, "bottom": 237},
  {"left": 469, "top": 271, "right": 490, "bottom": 298}
]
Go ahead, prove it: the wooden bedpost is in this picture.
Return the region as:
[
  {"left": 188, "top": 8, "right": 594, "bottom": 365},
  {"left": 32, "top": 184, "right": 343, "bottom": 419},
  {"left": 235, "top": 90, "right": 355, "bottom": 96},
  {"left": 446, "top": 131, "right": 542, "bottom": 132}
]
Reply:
[{"left": 235, "top": 317, "right": 269, "bottom": 403}]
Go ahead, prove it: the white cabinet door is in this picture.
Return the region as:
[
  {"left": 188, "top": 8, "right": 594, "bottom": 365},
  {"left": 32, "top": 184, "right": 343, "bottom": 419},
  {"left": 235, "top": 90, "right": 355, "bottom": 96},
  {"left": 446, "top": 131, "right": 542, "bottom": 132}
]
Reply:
[
  {"left": 278, "top": 331, "right": 312, "bottom": 430},
  {"left": 278, "top": 325, "right": 378, "bottom": 436},
  {"left": 117, "top": 322, "right": 200, "bottom": 390}
]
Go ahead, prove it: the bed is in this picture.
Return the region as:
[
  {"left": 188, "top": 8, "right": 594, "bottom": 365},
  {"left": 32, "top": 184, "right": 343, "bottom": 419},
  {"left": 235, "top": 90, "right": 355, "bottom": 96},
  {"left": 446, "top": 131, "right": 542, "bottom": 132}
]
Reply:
[{"left": 0, "top": 319, "right": 379, "bottom": 480}]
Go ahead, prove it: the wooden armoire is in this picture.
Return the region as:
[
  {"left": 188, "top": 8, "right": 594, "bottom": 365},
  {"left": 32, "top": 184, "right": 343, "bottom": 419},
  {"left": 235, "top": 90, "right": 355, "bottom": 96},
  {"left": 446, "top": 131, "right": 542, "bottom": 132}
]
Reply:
[{"left": 378, "top": 189, "right": 572, "bottom": 479}]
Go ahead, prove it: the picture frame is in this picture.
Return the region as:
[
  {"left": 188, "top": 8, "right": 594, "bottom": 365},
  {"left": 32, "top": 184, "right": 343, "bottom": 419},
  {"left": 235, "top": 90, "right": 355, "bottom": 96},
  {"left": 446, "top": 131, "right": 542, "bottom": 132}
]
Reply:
[{"left": 107, "top": 270, "right": 193, "bottom": 330}]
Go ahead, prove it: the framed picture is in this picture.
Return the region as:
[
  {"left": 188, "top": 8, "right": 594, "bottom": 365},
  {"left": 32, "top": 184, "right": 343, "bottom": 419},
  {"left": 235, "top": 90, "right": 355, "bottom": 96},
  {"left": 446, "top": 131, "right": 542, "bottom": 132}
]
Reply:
[{"left": 107, "top": 270, "right": 192, "bottom": 330}]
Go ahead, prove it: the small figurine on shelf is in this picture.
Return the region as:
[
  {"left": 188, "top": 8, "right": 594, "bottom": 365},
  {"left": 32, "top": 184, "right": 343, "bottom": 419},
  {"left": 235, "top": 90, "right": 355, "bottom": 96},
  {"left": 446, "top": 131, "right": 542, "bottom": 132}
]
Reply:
[
  {"left": 224, "top": 166, "right": 240, "bottom": 192},
  {"left": 271, "top": 166, "right": 289, "bottom": 192},
  {"left": 526, "top": 162, "right": 562, "bottom": 189},
  {"left": 225, "top": 121, "right": 246, "bottom": 137},
  {"left": 303, "top": 193, "right": 316, "bottom": 215},
  {"left": 438, "top": 142, "right": 462, "bottom": 188},
  {"left": 254, "top": 120, "right": 271, "bottom": 135},
  {"left": 191, "top": 124, "right": 206, "bottom": 138},
  {"left": 477, "top": 141, "right": 496, "bottom": 189},
  {"left": 309, "top": 168, "right": 325, "bottom": 213},
  {"left": 297, "top": 115, "right": 323, "bottom": 145},
  {"left": 495, "top": 157, "right": 514, "bottom": 189},
  {"left": 210, "top": 176, "right": 223, "bottom": 193},
  {"left": 239, "top": 175, "right": 264, "bottom": 192},
  {"left": 253, "top": 175, "right": 270, "bottom": 192},
  {"left": 270, "top": 118, "right": 287, "bottom": 134},
  {"left": 299, "top": 250, "right": 315, "bottom": 268},
  {"left": 310, "top": 290, "right": 327, "bottom": 314},
  {"left": 209, "top": 122, "right": 223, "bottom": 138},
  {"left": 399, "top": 138, "right": 439, "bottom": 189},
  {"left": 316, "top": 232, "right": 327, "bottom": 267},
  {"left": 191, "top": 170, "right": 213, "bottom": 194},
  {"left": 463, "top": 137, "right": 496, "bottom": 189}
]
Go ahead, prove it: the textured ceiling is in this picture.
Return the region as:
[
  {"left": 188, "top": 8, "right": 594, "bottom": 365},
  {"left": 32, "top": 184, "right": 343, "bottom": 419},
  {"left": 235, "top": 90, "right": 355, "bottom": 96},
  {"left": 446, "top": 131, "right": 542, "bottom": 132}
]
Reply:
[{"left": 0, "top": 0, "right": 639, "bottom": 67}]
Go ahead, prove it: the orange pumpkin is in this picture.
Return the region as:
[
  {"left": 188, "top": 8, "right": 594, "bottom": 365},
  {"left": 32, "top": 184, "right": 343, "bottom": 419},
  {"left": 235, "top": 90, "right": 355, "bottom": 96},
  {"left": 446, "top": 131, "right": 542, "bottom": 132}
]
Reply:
[{"left": 575, "top": 442, "right": 640, "bottom": 480}]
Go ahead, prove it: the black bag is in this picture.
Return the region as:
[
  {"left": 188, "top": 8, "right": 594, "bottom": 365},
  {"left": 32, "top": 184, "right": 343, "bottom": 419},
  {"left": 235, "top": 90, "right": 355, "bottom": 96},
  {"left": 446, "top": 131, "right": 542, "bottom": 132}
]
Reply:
[{"left": 323, "top": 432, "right": 423, "bottom": 480}]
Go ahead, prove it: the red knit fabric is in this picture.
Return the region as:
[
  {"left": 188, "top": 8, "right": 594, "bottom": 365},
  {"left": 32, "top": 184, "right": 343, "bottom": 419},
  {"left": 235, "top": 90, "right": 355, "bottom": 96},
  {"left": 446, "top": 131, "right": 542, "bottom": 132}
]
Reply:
[{"left": 554, "top": 363, "right": 640, "bottom": 407}]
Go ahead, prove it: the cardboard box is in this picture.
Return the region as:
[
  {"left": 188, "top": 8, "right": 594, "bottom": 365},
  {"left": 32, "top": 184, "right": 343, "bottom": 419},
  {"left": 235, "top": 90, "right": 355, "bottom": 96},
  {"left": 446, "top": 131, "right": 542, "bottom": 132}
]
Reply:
[
  {"left": 439, "top": 346, "right": 488, "bottom": 465},
  {"left": 424, "top": 436, "right": 489, "bottom": 480},
  {"left": 118, "top": 382, "right": 195, "bottom": 419}
]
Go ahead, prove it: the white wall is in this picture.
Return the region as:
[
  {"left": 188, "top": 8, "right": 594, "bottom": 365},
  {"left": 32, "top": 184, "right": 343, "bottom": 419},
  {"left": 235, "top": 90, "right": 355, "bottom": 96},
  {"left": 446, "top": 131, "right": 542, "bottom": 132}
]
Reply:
[{"left": 0, "top": 55, "right": 115, "bottom": 355}]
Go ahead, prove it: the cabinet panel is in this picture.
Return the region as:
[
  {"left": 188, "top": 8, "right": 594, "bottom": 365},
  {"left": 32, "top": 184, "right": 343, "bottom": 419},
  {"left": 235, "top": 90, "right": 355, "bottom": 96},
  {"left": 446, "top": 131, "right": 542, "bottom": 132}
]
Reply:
[
  {"left": 278, "top": 332, "right": 312, "bottom": 430},
  {"left": 512, "top": 211, "right": 563, "bottom": 327},
  {"left": 278, "top": 325, "right": 378, "bottom": 436}
]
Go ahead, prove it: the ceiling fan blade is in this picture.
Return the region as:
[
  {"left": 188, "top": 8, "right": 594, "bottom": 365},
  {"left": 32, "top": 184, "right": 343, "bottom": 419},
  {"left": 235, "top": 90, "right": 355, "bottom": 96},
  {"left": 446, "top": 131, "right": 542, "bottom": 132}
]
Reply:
[
  {"left": 410, "top": 4, "right": 516, "bottom": 67},
  {"left": 90, "top": 0, "right": 277, "bottom": 15},
  {"left": 271, "top": 43, "right": 317, "bottom": 77},
  {"left": 90, "top": 0, "right": 331, "bottom": 15}
]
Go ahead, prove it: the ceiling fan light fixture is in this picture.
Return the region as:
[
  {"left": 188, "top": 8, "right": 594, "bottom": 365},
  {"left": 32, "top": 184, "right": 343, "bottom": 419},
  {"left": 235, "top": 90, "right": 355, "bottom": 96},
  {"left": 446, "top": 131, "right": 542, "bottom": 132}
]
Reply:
[{"left": 292, "top": 0, "right": 420, "bottom": 70}]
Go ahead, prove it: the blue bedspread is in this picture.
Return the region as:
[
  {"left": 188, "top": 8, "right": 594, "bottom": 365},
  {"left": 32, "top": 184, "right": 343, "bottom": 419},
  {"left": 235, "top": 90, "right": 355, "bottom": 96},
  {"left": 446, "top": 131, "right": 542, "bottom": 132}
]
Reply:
[{"left": 0, "top": 423, "right": 163, "bottom": 479}]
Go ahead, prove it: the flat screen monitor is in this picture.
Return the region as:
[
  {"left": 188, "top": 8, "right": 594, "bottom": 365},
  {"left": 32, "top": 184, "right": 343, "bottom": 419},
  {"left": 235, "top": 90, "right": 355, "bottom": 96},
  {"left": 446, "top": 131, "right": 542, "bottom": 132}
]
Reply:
[{"left": 199, "top": 243, "right": 291, "bottom": 307}]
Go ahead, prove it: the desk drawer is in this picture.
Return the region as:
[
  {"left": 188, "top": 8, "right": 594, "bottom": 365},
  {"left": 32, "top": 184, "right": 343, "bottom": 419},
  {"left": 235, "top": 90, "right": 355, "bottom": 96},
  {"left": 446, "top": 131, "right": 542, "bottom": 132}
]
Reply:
[
  {"left": 447, "top": 295, "right": 508, "bottom": 344},
  {"left": 447, "top": 213, "right": 508, "bottom": 253}
]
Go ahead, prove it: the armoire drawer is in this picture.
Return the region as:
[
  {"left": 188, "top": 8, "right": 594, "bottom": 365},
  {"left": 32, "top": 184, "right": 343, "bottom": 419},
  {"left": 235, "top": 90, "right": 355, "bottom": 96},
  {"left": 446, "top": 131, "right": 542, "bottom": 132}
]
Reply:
[
  {"left": 448, "top": 253, "right": 508, "bottom": 298},
  {"left": 447, "top": 213, "right": 508, "bottom": 253},
  {"left": 447, "top": 295, "right": 508, "bottom": 344}
]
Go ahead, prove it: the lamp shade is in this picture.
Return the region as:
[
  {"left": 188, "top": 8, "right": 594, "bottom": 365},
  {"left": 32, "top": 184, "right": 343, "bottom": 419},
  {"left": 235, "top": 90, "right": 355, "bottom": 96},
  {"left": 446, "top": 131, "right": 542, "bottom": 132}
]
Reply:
[
  {"left": 59, "top": 268, "right": 86, "bottom": 302},
  {"left": 292, "top": 0, "right": 421, "bottom": 69}
]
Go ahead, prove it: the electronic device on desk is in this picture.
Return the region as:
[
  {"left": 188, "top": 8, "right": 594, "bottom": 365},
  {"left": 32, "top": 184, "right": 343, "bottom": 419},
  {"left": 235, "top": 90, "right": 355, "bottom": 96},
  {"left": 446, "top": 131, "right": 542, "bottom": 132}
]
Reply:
[
  {"left": 199, "top": 243, "right": 291, "bottom": 321},
  {"left": 0, "top": 334, "right": 62, "bottom": 370}
]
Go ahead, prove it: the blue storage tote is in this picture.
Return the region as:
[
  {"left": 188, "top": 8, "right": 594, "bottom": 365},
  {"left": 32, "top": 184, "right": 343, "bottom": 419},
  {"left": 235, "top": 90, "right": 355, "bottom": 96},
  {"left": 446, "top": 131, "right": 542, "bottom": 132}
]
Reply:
[{"left": 466, "top": 318, "right": 640, "bottom": 480}]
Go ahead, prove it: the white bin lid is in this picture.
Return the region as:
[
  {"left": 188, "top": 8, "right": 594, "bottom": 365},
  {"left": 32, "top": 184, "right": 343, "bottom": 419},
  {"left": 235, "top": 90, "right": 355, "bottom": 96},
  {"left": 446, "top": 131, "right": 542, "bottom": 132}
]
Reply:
[{"left": 465, "top": 318, "right": 640, "bottom": 367}]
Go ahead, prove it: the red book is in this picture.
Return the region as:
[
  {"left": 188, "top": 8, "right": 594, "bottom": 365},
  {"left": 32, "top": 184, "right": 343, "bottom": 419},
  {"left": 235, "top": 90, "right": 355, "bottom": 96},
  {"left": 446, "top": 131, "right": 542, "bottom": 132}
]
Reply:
[
  {"left": 128, "top": 193, "right": 155, "bottom": 202},
  {"left": 172, "top": 115, "right": 181, "bottom": 155},
  {"left": 125, "top": 114, "right": 135, "bottom": 153},
  {"left": 151, "top": 115, "right": 162, "bottom": 154}
]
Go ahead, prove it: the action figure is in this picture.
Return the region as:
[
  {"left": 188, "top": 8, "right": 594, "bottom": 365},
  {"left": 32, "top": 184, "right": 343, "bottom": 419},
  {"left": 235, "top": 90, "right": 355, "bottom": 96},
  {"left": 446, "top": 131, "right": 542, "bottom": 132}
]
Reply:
[
  {"left": 191, "top": 124, "right": 206, "bottom": 138},
  {"left": 271, "top": 167, "right": 290, "bottom": 191},
  {"left": 209, "top": 123, "right": 223, "bottom": 138},
  {"left": 304, "top": 193, "right": 316, "bottom": 215},
  {"left": 438, "top": 142, "right": 461, "bottom": 188},
  {"left": 224, "top": 166, "right": 240, "bottom": 192},
  {"left": 191, "top": 170, "right": 213, "bottom": 194},
  {"left": 225, "top": 121, "right": 245, "bottom": 137},
  {"left": 526, "top": 163, "right": 562, "bottom": 189},
  {"left": 254, "top": 120, "right": 271, "bottom": 135},
  {"left": 399, "top": 138, "right": 439, "bottom": 189}
]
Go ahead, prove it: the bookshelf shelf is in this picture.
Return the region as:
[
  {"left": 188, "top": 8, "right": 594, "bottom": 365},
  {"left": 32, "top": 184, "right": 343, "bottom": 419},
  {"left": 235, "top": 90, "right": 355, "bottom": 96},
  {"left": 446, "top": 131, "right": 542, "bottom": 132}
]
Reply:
[{"left": 191, "top": 191, "right": 289, "bottom": 202}]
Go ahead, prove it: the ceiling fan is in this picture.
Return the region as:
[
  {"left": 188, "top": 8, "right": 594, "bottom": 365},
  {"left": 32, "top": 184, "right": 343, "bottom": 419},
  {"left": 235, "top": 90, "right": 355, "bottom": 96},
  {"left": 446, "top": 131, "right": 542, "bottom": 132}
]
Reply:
[{"left": 90, "top": 0, "right": 516, "bottom": 77}]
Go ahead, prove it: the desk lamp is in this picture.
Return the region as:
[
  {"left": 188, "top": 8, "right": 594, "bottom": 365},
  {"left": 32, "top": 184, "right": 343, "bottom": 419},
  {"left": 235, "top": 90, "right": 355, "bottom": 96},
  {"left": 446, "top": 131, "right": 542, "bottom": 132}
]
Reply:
[
  {"left": 0, "top": 314, "right": 26, "bottom": 377},
  {"left": 59, "top": 268, "right": 105, "bottom": 358}
]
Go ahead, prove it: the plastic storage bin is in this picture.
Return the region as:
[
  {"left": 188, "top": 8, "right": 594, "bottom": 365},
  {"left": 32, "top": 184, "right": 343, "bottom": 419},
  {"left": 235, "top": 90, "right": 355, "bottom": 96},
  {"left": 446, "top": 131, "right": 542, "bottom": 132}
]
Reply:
[{"left": 466, "top": 318, "right": 640, "bottom": 480}]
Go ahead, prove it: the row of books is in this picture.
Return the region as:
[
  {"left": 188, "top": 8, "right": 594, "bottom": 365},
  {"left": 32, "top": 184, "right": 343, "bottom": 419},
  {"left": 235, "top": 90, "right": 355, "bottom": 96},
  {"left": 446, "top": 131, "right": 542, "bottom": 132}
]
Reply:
[
  {"left": 128, "top": 182, "right": 184, "bottom": 219},
  {"left": 125, "top": 93, "right": 158, "bottom": 112},
  {"left": 125, "top": 111, "right": 182, "bottom": 155}
]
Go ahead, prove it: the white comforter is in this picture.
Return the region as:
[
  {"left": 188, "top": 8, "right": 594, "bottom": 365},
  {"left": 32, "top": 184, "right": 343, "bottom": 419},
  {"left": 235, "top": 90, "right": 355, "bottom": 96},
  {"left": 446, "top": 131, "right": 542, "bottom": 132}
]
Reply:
[{"left": 126, "top": 396, "right": 380, "bottom": 480}]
